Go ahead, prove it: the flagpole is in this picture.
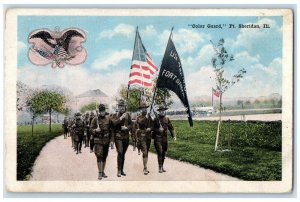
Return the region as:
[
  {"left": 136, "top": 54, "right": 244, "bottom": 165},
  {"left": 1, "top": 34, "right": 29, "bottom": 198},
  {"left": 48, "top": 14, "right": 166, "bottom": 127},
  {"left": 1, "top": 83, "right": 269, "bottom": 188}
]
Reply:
[
  {"left": 149, "top": 86, "right": 157, "bottom": 114},
  {"left": 156, "top": 26, "right": 174, "bottom": 95},
  {"left": 136, "top": 27, "right": 144, "bottom": 106}
]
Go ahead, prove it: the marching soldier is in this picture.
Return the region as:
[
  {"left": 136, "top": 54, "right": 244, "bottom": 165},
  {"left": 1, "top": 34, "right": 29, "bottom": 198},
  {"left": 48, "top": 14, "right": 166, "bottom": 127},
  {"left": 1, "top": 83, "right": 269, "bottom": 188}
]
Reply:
[
  {"left": 62, "top": 116, "right": 69, "bottom": 139},
  {"left": 109, "top": 113, "right": 115, "bottom": 150},
  {"left": 72, "top": 112, "right": 85, "bottom": 154},
  {"left": 84, "top": 112, "right": 90, "bottom": 148},
  {"left": 111, "top": 99, "right": 132, "bottom": 177},
  {"left": 153, "top": 105, "right": 176, "bottom": 173},
  {"left": 130, "top": 115, "right": 138, "bottom": 152},
  {"left": 69, "top": 116, "right": 76, "bottom": 149},
  {"left": 90, "top": 104, "right": 113, "bottom": 180},
  {"left": 89, "top": 111, "right": 96, "bottom": 153},
  {"left": 136, "top": 102, "right": 153, "bottom": 175}
]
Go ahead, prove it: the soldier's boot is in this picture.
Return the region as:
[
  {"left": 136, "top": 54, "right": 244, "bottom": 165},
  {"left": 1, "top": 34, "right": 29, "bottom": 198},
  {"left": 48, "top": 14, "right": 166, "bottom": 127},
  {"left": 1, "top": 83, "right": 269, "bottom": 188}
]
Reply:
[
  {"left": 117, "top": 170, "right": 122, "bottom": 177},
  {"left": 110, "top": 142, "right": 114, "bottom": 150},
  {"left": 143, "top": 157, "right": 149, "bottom": 175},
  {"left": 97, "top": 161, "right": 102, "bottom": 180},
  {"left": 76, "top": 144, "right": 79, "bottom": 154},
  {"left": 102, "top": 162, "right": 107, "bottom": 178},
  {"left": 121, "top": 157, "right": 126, "bottom": 176},
  {"left": 133, "top": 142, "right": 136, "bottom": 151},
  {"left": 159, "top": 165, "right": 163, "bottom": 173},
  {"left": 138, "top": 149, "right": 141, "bottom": 155},
  {"left": 162, "top": 157, "right": 166, "bottom": 172},
  {"left": 98, "top": 172, "right": 102, "bottom": 180}
]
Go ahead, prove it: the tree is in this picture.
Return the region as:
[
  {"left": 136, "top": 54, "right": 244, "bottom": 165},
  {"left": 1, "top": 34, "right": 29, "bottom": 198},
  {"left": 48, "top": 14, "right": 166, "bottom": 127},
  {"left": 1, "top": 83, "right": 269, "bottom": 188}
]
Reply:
[
  {"left": 17, "top": 81, "right": 34, "bottom": 111},
  {"left": 80, "top": 102, "right": 98, "bottom": 113},
  {"left": 211, "top": 38, "right": 246, "bottom": 151},
  {"left": 26, "top": 89, "right": 67, "bottom": 132},
  {"left": 116, "top": 85, "right": 152, "bottom": 112},
  {"left": 237, "top": 100, "right": 244, "bottom": 109},
  {"left": 116, "top": 83, "right": 173, "bottom": 112},
  {"left": 26, "top": 90, "right": 45, "bottom": 136}
]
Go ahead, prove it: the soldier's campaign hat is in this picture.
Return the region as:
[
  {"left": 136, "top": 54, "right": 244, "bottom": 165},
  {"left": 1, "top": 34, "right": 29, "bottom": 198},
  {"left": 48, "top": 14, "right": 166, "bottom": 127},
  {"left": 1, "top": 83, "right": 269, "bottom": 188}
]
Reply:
[
  {"left": 117, "top": 99, "right": 126, "bottom": 106},
  {"left": 139, "top": 102, "right": 149, "bottom": 109},
  {"left": 157, "top": 104, "right": 168, "bottom": 111},
  {"left": 75, "top": 112, "right": 82, "bottom": 116},
  {"left": 85, "top": 112, "right": 90, "bottom": 115},
  {"left": 98, "top": 103, "right": 106, "bottom": 111}
]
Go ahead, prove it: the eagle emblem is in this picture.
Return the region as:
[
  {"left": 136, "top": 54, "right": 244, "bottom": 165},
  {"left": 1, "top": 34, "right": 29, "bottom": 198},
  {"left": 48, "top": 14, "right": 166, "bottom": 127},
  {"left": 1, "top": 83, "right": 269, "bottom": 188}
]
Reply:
[{"left": 28, "top": 27, "right": 87, "bottom": 68}]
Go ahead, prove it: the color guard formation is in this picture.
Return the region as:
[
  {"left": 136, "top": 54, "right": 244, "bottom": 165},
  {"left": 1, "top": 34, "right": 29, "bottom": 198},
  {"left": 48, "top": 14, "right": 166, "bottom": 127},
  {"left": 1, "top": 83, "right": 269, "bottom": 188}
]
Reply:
[{"left": 62, "top": 99, "right": 176, "bottom": 180}]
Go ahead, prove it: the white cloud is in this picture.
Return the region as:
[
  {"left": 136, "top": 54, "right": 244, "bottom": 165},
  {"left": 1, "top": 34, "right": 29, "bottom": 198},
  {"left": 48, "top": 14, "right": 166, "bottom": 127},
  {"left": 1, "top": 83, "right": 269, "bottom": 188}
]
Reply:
[
  {"left": 186, "top": 65, "right": 215, "bottom": 99},
  {"left": 140, "top": 25, "right": 157, "bottom": 37},
  {"left": 181, "top": 44, "right": 214, "bottom": 70},
  {"left": 18, "top": 41, "right": 27, "bottom": 53},
  {"left": 91, "top": 49, "right": 132, "bottom": 70},
  {"left": 98, "top": 24, "right": 135, "bottom": 39},
  {"left": 233, "top": 18, "right": 282, "bottom": 53},
  {"left": 183, "top": 51, "right": 282, "bottom": 99},
  {"left": 18, "top": 65, "right": 129, "bottom": 98},
  {"left": 159, "top": 28, "right": 211, "bottom": 55}
]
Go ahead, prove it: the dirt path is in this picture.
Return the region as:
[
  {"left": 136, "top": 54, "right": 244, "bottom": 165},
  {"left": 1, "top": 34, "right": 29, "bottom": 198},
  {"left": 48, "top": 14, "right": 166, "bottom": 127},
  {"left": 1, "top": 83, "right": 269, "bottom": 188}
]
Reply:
[{"left": 30, "top": 135, "right": 240, "bottom": 181}]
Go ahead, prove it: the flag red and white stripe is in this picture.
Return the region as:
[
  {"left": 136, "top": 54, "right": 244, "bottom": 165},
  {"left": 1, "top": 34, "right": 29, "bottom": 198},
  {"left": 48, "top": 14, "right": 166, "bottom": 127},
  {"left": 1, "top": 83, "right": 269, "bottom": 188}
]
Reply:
[
  {"left": 212, "top": 88, "right": 221, "bottom": 97},
  {"left": 128, "top": 30, "right": 158, "bottom": 88}
]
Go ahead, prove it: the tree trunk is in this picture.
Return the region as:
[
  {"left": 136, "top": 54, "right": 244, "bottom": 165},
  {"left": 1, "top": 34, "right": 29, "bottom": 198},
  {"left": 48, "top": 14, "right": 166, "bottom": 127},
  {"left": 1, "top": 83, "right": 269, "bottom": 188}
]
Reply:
[
  {"left": 31, "top": 116, "right": 34, "bottom": 137},
  {"left": 214, "top": 93, "right": 222, "bottom": 151},
  {"left": 49, "top": 109, "right": 52, "bottom": 132}
]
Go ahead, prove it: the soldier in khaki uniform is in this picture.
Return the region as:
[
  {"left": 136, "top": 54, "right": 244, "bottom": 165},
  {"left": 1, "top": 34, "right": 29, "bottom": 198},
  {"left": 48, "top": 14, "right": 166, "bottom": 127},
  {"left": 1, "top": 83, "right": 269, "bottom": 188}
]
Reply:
[
  {"left": 72, "top": 112, "right": 85, "bottom": 154},
  {"left": 62, "top": 116, "right": 69, "bottom": 139},
  {"left": 89, "top": 112, "right": 95, "bottom": 153},
  {"left": 136, "top": 102, "right": 153, "bottom": 175},
  {"left": 109, "top": 113, "right": 115, "bottom": 150},
  {"left": 90, "top": 104, "right": 113, "bottom": 180},
  {"left": 111, "top": 99, "right": 132, "bottom": 177},
  {"left": 153, "top": 105, "right": 176, "bottom": 173},
  {"left": 131, "top": 116, "right": 138, "bottom": 152},
  {"left": 83, "top": 112, "right": 90, "bottom": 148},
  {"left": 69, "top": 116, "right": 76, "bottom": 149}
]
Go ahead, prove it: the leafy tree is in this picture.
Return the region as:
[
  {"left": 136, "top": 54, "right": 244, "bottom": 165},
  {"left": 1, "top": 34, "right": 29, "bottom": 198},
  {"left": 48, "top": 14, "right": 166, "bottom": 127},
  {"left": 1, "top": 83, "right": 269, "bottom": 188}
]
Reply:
[
  {"left": 237, "top": 100, "right": 244, "bottom": 108},
  {"left": 116, "top": 85, "right": 152, "bottom": 112},
  {"left": 254, "top": 99, "right": 261, "bottom": 105},
  {"left": 278, "top": 98, "right": 282, "bottom": 107},
  {"left": 80, "top": 102, "right": 98, "bottom": 113},
  {"left": 26, "top": 90, "right": 67, "bottom": 132},
  {"left": 17, "top": 81, "right": 33, "bottom": 111},
  {"left": 26, "top": 91, "right": 45, "bottom": 136},
  {"left": 211, "top": 38, "right": 246, "bottom": 151},
  {"left": 117, "top": 82, "right": 173, "bottom": 112},
  {"left": 62, "top": 107, "right": 72, "bottom": 116}
]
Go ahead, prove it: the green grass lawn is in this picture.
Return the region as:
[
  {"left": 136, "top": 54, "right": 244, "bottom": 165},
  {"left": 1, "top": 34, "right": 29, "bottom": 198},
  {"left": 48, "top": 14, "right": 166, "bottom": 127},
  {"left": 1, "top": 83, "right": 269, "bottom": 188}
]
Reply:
[
  {"left": 149, "top": 120, "right": 282, "bottom": 181},
  {"left": 17, "top": 124, "right": 63, "bottom": 180}
]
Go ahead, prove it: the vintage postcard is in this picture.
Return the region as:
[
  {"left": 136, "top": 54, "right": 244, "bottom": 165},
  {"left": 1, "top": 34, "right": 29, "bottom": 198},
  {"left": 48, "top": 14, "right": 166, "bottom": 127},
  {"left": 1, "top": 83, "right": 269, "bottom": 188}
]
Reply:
[{"left": 5, "top": 8, "right": 293, "bottom": 193}]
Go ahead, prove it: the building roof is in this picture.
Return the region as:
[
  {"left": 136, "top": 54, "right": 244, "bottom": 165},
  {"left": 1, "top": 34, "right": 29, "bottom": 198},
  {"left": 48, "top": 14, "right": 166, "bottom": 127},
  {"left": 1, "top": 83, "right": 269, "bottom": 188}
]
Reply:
[{"left": 76, "top": 89, "right": 108, "bottom": 98}]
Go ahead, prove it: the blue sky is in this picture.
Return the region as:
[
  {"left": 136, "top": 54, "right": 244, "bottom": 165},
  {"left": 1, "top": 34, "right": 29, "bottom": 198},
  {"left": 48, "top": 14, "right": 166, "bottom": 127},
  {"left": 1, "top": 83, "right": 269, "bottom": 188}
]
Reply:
[{"left": 17, "top": 15, "right": 282, "bottom": 101}]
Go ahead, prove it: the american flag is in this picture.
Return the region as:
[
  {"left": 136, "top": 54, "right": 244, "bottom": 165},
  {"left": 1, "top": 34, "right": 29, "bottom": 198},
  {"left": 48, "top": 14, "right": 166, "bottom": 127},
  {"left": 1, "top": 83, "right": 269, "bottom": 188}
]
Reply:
[
  {"left": 128, "top": 29, "right": 158, "bottom": 88},
  {"left": 212, "top": 88, "right": 221, "bottom": 97},
  {"left": 55, "top": 45, "right": 69, "bottom": 58}
]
